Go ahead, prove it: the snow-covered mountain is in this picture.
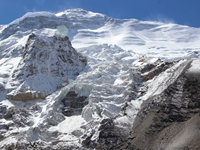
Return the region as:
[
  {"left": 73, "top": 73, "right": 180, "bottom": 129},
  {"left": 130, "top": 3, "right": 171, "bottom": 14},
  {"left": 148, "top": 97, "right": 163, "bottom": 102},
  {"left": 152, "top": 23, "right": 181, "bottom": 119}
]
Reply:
[{"left": 0, "top": 8, "right": 200, "bottom": 149}]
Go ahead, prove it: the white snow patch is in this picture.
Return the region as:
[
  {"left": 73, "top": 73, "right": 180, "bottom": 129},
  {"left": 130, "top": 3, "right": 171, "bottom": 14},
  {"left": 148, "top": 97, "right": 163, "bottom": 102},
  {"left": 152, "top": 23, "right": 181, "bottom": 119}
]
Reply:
[
  {"left": 49, "top": 116, "right": 86, "bottom": 134},
  {"left": 186, "top": 59, "right": 200, "bottom": 74},
  {"left": 10, "top": 12, "right": 56, "bottom": 25}
]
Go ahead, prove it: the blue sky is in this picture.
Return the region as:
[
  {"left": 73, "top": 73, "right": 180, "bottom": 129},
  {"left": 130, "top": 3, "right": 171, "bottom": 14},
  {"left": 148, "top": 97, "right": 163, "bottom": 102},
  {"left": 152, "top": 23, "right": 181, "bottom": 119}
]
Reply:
[{"left": 0, "top": 0, "right": 199, "bottom": 27}]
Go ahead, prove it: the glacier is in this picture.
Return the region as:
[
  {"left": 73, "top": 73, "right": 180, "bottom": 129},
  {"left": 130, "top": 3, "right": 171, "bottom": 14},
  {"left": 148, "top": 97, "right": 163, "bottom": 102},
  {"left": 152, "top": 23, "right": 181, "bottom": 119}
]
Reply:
[{"left": 0, "top": 8, "right": 200, "bottom": 149}]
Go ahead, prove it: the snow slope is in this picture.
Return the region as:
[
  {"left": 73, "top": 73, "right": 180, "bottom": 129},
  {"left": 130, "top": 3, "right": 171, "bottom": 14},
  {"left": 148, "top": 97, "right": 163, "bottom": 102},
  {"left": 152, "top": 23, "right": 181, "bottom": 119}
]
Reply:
[
  {"left": 0, "top": 8, "right": 200, "bottom": 149},
  {"left": 1, "top": 8, "right": 200, "bottom": 60}
]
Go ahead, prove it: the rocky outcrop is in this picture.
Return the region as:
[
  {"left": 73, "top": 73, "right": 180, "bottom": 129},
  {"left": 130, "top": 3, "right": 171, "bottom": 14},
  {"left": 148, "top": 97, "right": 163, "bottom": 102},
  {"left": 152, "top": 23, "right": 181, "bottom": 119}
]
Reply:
[
  {"left": 1, "top": 141, "right": 86, "bottom": 150},
  {"left": 141, "top": 61, "right": 173, "bottom": 81},
  {"left": 119, "top": 59, "right": 200, "bottom": 150},
  {"left": 0, "top": 106, "right": 33, "bottom": 142},
  {"left": 62, "top": 91, "right": 88, "bottom": 116},
  {"left": 0, "top": 105, "right": 8, "bottom": 140},
  {"left": 0, "top": 105, "right": 7, "bottom": 119},
  {"left": 82, "top": 118, "right": 127, "bottom": 150},
  {"left": 6, "top": 91, "right": 46, "bottom": 101},
  {"left": 7, "top": 33, "right": 87, "bottom": 101},
  {"left": 4, "top": 106, "right": 33, "bottom": 127}
]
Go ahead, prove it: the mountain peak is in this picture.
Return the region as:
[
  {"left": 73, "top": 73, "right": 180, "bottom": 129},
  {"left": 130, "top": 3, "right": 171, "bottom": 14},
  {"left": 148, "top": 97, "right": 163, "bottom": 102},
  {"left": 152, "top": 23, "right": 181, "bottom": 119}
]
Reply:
[
  {"left": 55, "top": 8, "right": 106, "bottom": 19},
  {"left": 6, "top": 33, "right": 87, "bottom": 101},
  {"left": 10, "top": 11, "right": 56, "bottom": 25}
]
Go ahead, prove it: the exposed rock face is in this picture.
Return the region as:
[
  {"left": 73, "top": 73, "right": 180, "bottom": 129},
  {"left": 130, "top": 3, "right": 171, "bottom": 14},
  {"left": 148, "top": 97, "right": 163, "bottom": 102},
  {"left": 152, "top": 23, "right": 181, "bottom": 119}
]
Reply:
[
  {"left": 6, "top": 92, "right": 46, "bottom": 101},
  {"left": 0, "top": 105, "right": 7, "bottom": 119},
  {"left": 2, "top": 141, "right": 87, "bottom": 150},
  {"left": 4, "top": 106, "right": 33, "bottom": 127},
  {"left": 0, "top": 105, "right": 33, "bottom": 142},
  {"left": 62, "top": 91, "right": 88, "bottom": 116},
  {"left": 7, "top": 33, "right": 87, "bottom": 101},
  {"left": 96, "top": 118, "right": 130, "bottom": 150},
  {"left": 118, "top": 59, "right": 200, "bottom": 150},
  {"left": 141, "top": 61, "right": 173, "bottom": 81},
  {"left": 0, "top": 105, "right": 8, "bottom": 140}
]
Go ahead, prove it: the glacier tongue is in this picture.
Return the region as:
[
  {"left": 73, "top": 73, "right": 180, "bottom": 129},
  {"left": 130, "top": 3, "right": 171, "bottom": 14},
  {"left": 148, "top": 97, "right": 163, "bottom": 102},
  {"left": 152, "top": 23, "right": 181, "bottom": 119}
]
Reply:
[{"left": 75, "top": 44, "right": 141, "bottom": 120}]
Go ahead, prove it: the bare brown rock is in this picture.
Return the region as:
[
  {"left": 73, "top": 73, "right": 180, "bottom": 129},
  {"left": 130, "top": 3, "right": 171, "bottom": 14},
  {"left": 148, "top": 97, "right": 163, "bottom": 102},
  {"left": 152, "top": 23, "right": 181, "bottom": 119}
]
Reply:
[{"left": 6, "top": 91, "right": 46, "bottom": 101}]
